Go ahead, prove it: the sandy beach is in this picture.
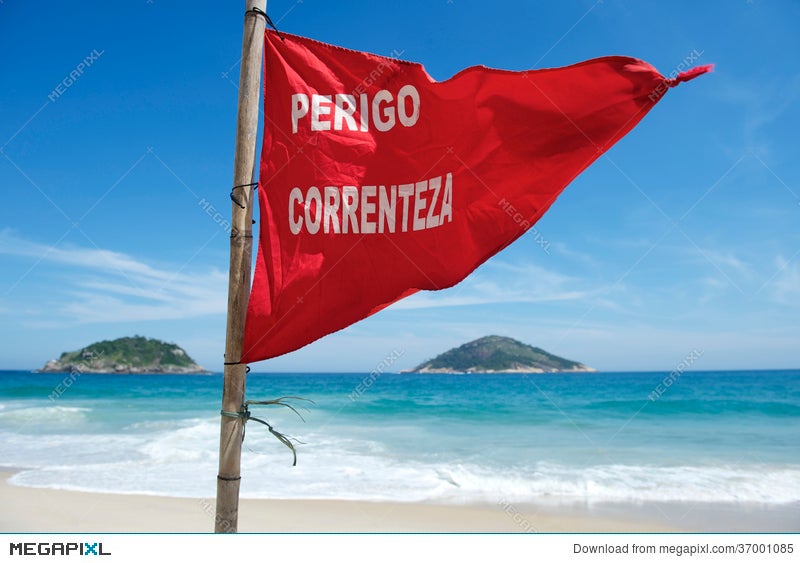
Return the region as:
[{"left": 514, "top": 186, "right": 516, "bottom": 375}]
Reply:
[
  {"left": 3, "top": 471, "right": 797, "bottom": 533},
  {"left": 1, "top": 471, "right": 671, "bottom": 533}
]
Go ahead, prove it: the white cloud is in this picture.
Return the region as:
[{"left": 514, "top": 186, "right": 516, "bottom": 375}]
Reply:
[
  {"left": 711, "top": 73, "right": 800, "bottom": 157},
  {"left": 766, "top": 255, "right": 800, "bottom": 304},
  {"left": 549, "top": 241, "right": 602, "bottom": 269},
  {"left": 389, "top": 259, "right": 601, "bottom": 310},
  {"left": 693, "top": 248, "right": 754, "bottom": 278},
  {"left": 0, "top": 230, "right": 226, "bottom": 325}
]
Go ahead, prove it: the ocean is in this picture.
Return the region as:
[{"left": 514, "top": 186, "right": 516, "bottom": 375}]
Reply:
[{"left": 1, "top": 369, "right": 799, "bottom": 509}]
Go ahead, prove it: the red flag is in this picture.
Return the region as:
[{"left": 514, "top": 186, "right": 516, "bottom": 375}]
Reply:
[{"left": 242, "top": 30, "right": 710, "bottom": 363}]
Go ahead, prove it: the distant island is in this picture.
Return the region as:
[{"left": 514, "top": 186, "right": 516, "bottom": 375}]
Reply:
[
  {"left": 407, "top": 335, "right": 595, "bottom": 373},
  {"left": 39, "top": 336, "right": 211, "bottom": 374}
]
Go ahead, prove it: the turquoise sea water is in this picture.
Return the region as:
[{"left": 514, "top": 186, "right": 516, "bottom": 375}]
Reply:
[{"left": 0, "top": 369, "right": 798, "bottom": 507}]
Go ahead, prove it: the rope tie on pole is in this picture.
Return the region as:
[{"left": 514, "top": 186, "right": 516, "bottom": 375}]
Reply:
[
  {"left": 222, "top": 361, "right": 250, "bottom": 374},
  {"left": 230, "top": 182, "right": 258, "bottom": 209},
  {"left": 220, "top": 397, "right": 312, "bottom": 466},
  {"left": 248, "top": 6, "right": 285, "bottom": 42}
]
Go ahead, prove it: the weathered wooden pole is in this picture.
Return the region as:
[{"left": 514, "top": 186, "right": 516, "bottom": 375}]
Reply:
[{"left": 215, "top": 0, "right": 266, "bottom": 533}]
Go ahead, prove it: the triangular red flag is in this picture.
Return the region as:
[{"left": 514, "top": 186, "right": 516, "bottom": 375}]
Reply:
[{"left": 242, "top": 30, "right": 710, "bottom": 363}]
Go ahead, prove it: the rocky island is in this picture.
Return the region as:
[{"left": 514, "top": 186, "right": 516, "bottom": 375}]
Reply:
[
  {"left": 39, "top": 336, "right": 211, "bottom": 374},
  {"left": 408, "top": 335, "right": 595, "bottom": 373}
]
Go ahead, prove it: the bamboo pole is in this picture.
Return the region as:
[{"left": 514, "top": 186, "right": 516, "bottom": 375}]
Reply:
[{"left": 215, "top": 0, "right": 266, "bottom": 533}]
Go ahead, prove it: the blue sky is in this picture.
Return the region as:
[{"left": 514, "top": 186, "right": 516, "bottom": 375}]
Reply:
[{"left": 1, "top": 1, "right": 798, "bottom": 373}]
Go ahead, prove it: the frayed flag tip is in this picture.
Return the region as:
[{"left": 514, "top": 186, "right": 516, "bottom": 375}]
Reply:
[{"left": 669, "top": 64, "right": 714, "bottom": 87}]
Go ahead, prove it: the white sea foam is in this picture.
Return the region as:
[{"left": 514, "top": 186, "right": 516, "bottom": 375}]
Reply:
[
  {"left": 0, "top": 406, "right": 93, "bottom": 433},
  {"left": 0, "top": 405, "right": 91, "bottom": 421},
  {"left": 5, "top": 418, "right": 800, "bottom": 505},
  {"left": 429, "top": 462, "right": 800, "bottom": 505}
]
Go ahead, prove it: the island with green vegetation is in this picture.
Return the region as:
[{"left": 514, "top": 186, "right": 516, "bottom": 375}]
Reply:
[
  {"left": 38, "top": 336, "right": 211, "bottom": 374},
  {"left": 407, "top": 335, "right": 595, "bottom": 373}
]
